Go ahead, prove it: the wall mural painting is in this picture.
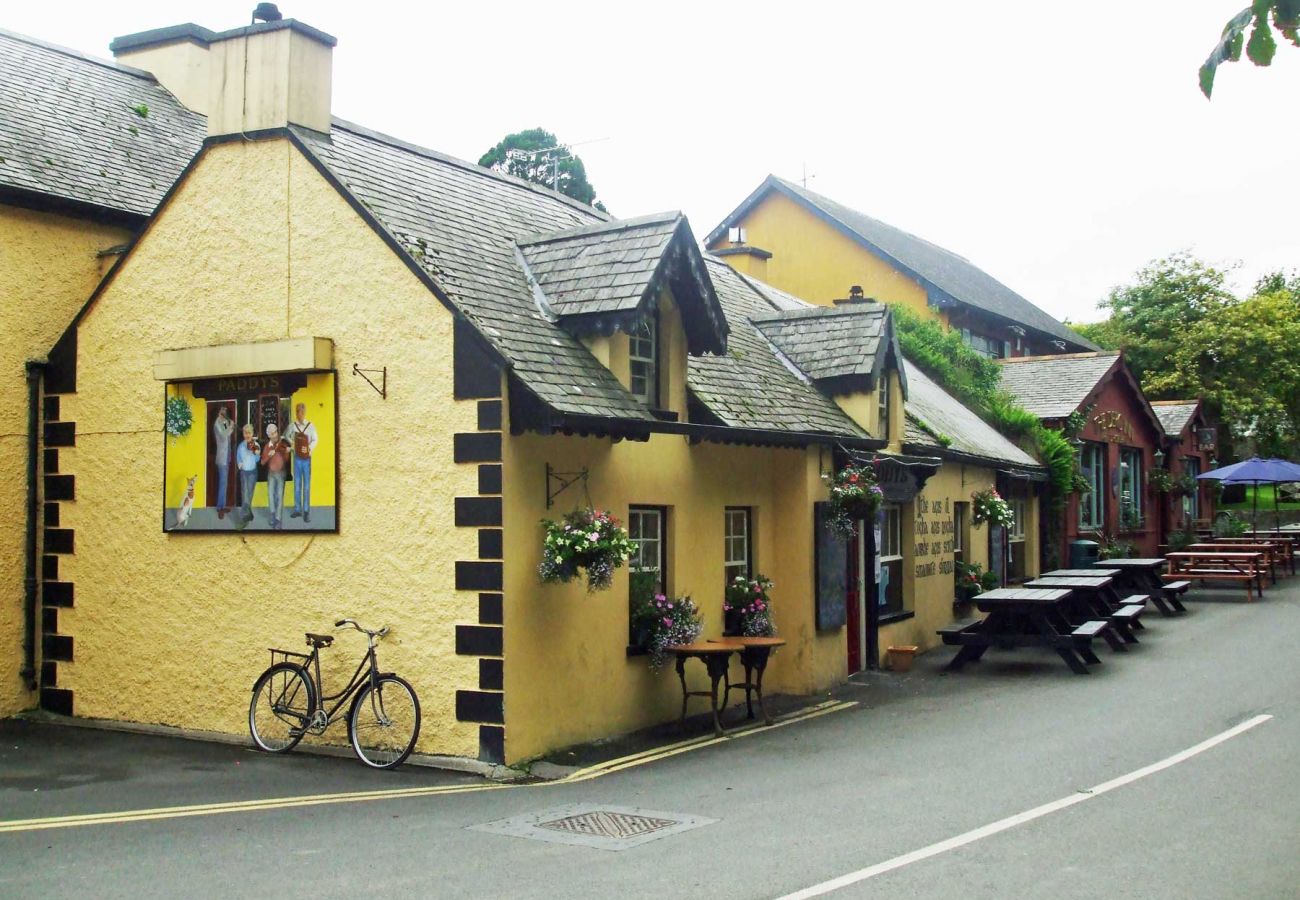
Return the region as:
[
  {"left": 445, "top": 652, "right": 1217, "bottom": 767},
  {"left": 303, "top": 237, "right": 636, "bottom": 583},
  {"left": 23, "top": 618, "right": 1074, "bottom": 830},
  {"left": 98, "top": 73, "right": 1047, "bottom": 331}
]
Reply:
[{"left": 163, "top": 371, "right": 337, "bottom": 533}]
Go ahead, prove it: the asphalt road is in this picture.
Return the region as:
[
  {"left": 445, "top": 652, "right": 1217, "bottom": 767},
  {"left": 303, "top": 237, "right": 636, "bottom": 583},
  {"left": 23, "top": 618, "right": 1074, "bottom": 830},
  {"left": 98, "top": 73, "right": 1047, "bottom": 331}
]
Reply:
[{"left": 2, "top": 582, "right": 1297, "bottom": 899}]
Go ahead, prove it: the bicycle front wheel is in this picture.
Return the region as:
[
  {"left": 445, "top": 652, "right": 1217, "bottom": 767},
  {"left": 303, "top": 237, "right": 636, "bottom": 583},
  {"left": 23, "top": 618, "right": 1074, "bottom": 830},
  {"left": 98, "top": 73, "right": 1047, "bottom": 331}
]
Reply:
[
  {"left": 249, "top": 662, "right": 316, "bottom": 753},
  {"left": 348, "top": 675, "right": 421, "bottom": 769}
]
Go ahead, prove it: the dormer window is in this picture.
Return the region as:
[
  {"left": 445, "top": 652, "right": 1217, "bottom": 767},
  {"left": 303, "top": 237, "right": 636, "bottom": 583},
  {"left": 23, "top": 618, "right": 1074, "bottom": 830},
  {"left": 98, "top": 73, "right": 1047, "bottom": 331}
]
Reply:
[
  {"left": 629, "top": 315, "right": 658, "bottom": 406},
  {"left": 877, "top": 373, "right": 891, "bottom": 439}
]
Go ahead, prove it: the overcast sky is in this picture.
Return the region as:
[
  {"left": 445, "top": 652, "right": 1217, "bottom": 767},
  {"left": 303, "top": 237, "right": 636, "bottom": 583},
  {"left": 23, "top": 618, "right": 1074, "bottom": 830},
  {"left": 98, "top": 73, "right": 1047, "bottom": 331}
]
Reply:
[{"left": 8, "top": 1, "right": 1298, "bottom": 322}]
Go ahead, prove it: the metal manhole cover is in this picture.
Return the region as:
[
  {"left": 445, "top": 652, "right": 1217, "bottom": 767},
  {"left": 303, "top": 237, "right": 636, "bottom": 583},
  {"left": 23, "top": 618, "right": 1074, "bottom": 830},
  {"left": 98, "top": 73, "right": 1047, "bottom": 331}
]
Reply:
[
  {"left": 538, "top": 810, "right": 677, "bottom": 839},
  {"left": 470, "top": 803, "right": 716, "bottom": 851}
]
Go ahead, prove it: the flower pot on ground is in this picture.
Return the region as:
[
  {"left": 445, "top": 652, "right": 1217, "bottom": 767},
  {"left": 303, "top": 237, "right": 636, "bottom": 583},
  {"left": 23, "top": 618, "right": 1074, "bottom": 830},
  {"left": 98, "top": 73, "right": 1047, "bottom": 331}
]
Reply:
[{"left": 887, "top": 645, "right": 919, "bottom": 672}]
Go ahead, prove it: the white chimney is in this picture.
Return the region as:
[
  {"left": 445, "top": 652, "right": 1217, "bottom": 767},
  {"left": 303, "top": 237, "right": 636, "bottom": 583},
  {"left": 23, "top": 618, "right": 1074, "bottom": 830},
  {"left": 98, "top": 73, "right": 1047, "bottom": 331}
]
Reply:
[{"left": 111, "top": 6, "right": 336, "bottom": 135}]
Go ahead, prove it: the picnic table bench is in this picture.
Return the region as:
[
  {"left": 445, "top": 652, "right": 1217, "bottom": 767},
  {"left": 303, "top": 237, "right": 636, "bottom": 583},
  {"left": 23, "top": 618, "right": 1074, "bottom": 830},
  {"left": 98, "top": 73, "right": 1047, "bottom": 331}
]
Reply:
[
  {"left": 1094, "top": 558, "right": 1188, "bottom": 614},
  {"left": 1211, "top": 537, "right": 1295, "bottom": 575},
  {"left": 1187, "top": 543, "right": 1279, "bottom": 585},
  {"left": 937, "top": 588, "right": 1113, "bottom": 675},
  {"left": 1163, "top": 551, "right": 1266, "bottom": 602},
  {"left": 1025, "top": 576, "right": 1145, "bottom": 644}
]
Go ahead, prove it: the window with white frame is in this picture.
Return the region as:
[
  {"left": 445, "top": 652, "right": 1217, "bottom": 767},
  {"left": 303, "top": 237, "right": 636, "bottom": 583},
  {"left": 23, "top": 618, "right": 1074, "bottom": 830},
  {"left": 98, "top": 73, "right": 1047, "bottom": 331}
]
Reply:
[
  {"left": 1009, "top": 498, "right": 1027, "bottom": 541},
  {"left": 1119, "top": 447, "right": 1143, "bottom": 529},
  {"left": 724, "top": 507, "right": 752, "bottom": 586},
  {"left": 1008, "top": 496, "right": 1028, "bottom": 580},
  {"left": 1079, "top": 442, "right": 1105, "bottom": 530},
  {"left": 629, "top": 315, "right": 658, "bottom": 406},
  {"left": 628, "top": 506, "right": 665, "bottom": 602},
  {"left": 879, "top": 504, "right": 904, "bottom": 616},
  {"left": 876, "top": 374, "right": 891, "bottom": 440}
]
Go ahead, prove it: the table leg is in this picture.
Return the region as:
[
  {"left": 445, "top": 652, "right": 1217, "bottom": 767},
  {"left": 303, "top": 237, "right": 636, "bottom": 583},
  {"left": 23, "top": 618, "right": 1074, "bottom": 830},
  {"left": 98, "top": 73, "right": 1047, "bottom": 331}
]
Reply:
[
  {"left": 743, "top": 647, "right": 774, "bottom": 725},
  {"left": 675, "top": 655, "right": 689, "bottom": 728},
  {"left": 703, "top": 653, "right": 732, "bottom": 737},
  {"left": 742, "top": 655, "right": 756, "bottom": 720},
  {"left": 1030, "top": 612, "right": 1089, "bottom": 675}
]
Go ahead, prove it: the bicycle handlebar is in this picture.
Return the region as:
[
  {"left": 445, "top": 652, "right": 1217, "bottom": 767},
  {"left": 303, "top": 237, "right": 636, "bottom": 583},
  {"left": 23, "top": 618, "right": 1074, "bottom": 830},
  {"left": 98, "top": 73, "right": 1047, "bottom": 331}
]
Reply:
[{"left": 334, "top": 618, "right": 389, "bottom": 638}]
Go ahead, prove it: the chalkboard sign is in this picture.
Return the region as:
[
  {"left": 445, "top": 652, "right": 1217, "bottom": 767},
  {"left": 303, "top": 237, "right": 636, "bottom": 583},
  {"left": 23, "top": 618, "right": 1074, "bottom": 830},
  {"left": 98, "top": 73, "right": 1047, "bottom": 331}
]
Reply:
[
  {"left": 814, "top": 502, "right": 848, "bottom": 630},
  {"left": 258, "top": 393, "right": 281, "bottom": 440}
]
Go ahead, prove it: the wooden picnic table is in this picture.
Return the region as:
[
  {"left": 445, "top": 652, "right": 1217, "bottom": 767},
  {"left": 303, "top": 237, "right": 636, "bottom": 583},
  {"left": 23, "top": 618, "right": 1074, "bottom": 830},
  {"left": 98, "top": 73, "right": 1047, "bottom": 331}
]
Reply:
[
  {"left": 937, "top": 588, "right": 1113, "bottom": 675},
  {"left": 1024, "top": 576, "right": 1144, "bottom": 644},
  {"left": 1188, "top": 543, "right": 1280, "bottom": 585},
  {"left": 716, "top": 636, "right": 786, "bottom": 726},
  {"left": 1095, "top": 558, "right": 1187, "bottom": 614},
  {"left": 1163, "top": 551, "right": 1266, "bottom": 602},
  {"left": 1211, "top": 537, "right": 1296, "bottom": 575},
  {"left": 667, "top": 641, "right": 743, "bottom": 736}
]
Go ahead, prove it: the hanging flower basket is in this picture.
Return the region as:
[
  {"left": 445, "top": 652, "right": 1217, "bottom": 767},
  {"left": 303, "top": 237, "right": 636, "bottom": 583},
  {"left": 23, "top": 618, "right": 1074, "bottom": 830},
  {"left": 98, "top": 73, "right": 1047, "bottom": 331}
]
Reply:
[
  {"left": 821, "top": 461, "right": 884, "bottom": 539},
  {"left": 164, "top": 395, "right": 193, "bottom": 438},
  {"left": 538, "top": 508, "right": 635, "bottom": 592},
  {"left": 971, "top": 489, "right": 1015, "bottom": 528},
  {"left": 1148, "top": 469, "right": 1175, "bottom": 493},
  {"left": 724, "top": 574, "right": 777, "bottom": 637},
  {"left": 631, "top": 593, "right": 703, "bottom": 670}
]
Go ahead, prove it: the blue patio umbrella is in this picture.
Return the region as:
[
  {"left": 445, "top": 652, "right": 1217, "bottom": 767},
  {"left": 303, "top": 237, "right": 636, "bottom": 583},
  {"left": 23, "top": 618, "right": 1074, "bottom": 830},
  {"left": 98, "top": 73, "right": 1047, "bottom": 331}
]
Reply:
[{"left": 1196, "top": 456, "right": 1300, "bottom": 532}]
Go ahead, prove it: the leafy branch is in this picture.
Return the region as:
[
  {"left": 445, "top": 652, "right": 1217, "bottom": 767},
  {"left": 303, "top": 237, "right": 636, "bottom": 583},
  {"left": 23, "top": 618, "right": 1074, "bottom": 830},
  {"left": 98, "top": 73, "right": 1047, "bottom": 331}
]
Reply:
[{"left": 1200, "top": 1, "right": 1300, "bottom": 98}]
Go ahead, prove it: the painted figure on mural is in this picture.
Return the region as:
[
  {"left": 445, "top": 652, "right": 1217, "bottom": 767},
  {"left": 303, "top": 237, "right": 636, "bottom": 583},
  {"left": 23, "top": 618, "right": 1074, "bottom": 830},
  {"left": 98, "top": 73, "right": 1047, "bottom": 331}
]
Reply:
[
  {"left": 212, "top": 404, "right": 234, "bottom": 518},
  {"left": 261, "top": 422, "right": 292, "bottom": 529},
  {"left": 236, "top": 423, "right": 260, "bottom": 524},
  {"left": 284, "top": 402, "right": 317, "bottom": 524}
]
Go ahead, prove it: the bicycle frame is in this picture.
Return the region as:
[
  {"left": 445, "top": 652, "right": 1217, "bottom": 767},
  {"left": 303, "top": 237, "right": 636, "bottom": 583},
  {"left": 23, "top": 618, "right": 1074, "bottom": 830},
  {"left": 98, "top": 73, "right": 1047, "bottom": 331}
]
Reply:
[{"left": 287, "top": 633, "right": 384, "bottom": 728}]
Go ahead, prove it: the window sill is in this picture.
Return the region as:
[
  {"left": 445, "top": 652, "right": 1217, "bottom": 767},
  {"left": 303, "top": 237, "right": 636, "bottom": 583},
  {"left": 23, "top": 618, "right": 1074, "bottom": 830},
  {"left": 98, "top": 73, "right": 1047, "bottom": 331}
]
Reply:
[{"left": 878, "top": 610, "right": 915, "bottom": 626}]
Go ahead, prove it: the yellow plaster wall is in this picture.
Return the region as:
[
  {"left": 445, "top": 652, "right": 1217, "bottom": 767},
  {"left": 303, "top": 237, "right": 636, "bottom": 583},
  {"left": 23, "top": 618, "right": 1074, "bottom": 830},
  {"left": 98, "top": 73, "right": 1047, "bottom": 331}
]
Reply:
[
  {"left": 54, "top": 139, "right": 481, "bottom": 757},
  {"left": 712, "top": 192, "right": 939, "bottom": 321},
  {"left": 0, "top": 205, "right": 132, "bottom": 717},
  {"left": 501, "top": 428, "right": 842, "bottom": 763}
]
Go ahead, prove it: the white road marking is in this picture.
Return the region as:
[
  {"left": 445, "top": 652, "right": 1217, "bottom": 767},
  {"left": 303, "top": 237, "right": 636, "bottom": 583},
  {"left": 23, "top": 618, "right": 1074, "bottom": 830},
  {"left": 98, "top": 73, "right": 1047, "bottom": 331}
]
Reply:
[{"left": 779, "top": 714, "right": 1273, "bottom": 899}]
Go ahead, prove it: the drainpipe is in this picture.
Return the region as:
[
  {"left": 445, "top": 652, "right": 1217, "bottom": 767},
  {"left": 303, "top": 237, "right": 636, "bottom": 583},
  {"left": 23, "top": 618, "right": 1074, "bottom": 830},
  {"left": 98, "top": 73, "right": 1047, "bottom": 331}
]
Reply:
[{"left": 21, "top": 360, "right": 44, "bottom": 691}]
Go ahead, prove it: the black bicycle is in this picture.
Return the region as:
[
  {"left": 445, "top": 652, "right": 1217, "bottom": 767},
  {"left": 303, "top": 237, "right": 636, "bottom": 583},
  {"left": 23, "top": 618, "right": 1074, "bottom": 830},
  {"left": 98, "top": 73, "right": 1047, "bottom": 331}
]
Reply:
[{"left": 248, "top": 619, "right": 421, "bottom": 769}]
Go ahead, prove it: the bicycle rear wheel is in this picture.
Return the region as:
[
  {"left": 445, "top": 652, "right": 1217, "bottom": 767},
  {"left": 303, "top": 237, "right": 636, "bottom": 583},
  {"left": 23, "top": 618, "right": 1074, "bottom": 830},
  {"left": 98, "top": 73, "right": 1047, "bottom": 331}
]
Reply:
[
  {"left": 249, "top": 663, "right": 316, "bottom": 753},
  {"left": 348, "top": 675, "right": 420, "bottom": 769}
]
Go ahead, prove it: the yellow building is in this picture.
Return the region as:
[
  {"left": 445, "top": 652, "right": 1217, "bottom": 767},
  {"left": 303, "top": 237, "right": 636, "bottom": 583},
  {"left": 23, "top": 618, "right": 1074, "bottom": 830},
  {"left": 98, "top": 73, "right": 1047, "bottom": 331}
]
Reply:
[
  {"left": 0, "top": 29, "right": 204, "bottom": 717},
  {"left": 4, "top": 14, "right": 1042, "bottom": 765},
  {"left": 706, "top": 176, "right": 1095, "bottom": 359}
]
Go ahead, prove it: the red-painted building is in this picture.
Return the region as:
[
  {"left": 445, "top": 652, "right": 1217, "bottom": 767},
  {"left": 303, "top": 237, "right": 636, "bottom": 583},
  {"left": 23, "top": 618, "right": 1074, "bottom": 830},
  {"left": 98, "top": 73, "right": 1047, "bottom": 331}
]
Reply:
[
  {"left": 998, "top": 352, "right": 1168, "bottom": 561},
  {"left": 1150, "top": 400, "right": 1218, "bottom": 535}
]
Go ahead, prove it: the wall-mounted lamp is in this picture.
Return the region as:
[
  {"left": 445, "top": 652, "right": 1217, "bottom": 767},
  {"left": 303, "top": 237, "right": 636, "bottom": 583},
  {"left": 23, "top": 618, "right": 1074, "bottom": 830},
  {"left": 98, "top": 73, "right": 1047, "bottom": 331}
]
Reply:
[{"left": 1153, "top": 448, "right": 1165, "bottom": 467}]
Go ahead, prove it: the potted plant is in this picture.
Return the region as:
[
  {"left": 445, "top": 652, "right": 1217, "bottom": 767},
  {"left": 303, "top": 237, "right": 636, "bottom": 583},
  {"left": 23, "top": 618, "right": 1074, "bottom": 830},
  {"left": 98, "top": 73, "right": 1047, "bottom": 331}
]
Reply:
[
  {"left": 630, "top": 593, "right": 703, "bottom": 671},
  {"left": 723, "top": 574, "right": 776, "bottom": 637},
  {"left": 1170, "top": 473, "right": 1198, "bottom": 497},
  {"left": 538, "top": 508, "right": 636, "bottom": 591},
  {"left": 971, "top": 489, "right": 1015, "bottom": 529},
  {"left": 822, "top": 461, "right": 884, "bottom": 539},
  {"left": 954, "top": 561, "right": 999, "bottom": 605},
  {"left": 1148, "top": 469, "right": 1174, "bottom": 493}
]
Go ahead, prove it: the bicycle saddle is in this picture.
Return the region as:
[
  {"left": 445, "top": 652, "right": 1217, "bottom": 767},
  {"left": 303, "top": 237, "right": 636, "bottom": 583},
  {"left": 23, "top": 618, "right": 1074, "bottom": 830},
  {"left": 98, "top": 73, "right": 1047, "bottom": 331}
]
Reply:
[{"left": 305, "top": 633, "right": 334, "bottom": 648}]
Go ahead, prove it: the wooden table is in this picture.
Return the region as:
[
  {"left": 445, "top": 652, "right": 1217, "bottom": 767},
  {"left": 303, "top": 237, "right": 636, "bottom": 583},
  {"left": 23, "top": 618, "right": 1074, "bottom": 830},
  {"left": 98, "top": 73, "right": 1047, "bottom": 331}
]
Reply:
[
  {"left": 1097, "top": 558, "right": 1186, "bottom": 614},
  {"left": 1024, "top": 576, "right": 1142, "bottom": 644},
  {"left": 717, "top": 636, "right": 787, "bottom": 725},
  {"left": 1164, "top": 551, "right": 1266, "bottom": 602},
  {"left": 1213, "top": 537, "right": 1296, "bottom": 575},
  {"left": 667, "top": 641, "right": 743, "bottom": 736},
  {"left": 1187, "top": 543, "right": 1279, "bottom": 585},
  {"left": 938, "top": 588, "right": 1110, "bottom": 675}
]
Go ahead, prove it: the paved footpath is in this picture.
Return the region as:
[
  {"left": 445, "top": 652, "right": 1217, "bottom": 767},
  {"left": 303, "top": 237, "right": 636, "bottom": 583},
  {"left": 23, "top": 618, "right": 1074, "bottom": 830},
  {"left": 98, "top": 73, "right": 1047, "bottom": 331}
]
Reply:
[{"left": 2, "top": 582, "right": 1298, "bottom": 899}]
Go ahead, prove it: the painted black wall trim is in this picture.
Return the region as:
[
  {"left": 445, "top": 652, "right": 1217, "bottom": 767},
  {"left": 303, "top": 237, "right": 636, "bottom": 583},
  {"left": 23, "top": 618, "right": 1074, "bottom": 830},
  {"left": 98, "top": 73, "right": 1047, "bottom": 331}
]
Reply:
[
  {"left": 456, "top": 690, "right": 504, "bottom": 724},
  {"left": 455, "top": 497, "right": 503, "bottom": 528},
  {"left": 456, "top": 624, "right": 503, "bottom": 657}
]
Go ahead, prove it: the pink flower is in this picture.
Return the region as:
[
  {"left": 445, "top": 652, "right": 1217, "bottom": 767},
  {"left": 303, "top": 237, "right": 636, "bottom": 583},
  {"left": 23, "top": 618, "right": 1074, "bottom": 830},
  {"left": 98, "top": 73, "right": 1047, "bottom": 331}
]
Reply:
[{"left": 663, "top": 617, "right": 673, "bottom": 627}]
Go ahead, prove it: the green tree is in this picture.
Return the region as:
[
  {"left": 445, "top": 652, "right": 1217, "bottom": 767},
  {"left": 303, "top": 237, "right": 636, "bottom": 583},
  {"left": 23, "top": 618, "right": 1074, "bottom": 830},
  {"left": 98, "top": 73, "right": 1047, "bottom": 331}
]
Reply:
[
  {"left": 1254, "top": 269, "right": 1300, "bottom": 301},
  {"left": 1200, "top": 1, "right": 1300, "bottom": 98},
  {"left": 1156, "top": 290, "right": 1300, "bottom": 456},
  {"left": 478, "top": 128, "right": 606, "bottom": 211},
  {"left": 1093, "top": 252, "right": 1237, "bottom": 385}
]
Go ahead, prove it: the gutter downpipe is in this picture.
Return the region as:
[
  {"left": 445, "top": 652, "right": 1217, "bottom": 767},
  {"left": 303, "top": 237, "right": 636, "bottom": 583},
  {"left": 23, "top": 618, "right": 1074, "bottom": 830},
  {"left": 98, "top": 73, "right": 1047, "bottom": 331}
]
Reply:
[{"left": 21, "top": 360, "right": 44, "bottom": 691}]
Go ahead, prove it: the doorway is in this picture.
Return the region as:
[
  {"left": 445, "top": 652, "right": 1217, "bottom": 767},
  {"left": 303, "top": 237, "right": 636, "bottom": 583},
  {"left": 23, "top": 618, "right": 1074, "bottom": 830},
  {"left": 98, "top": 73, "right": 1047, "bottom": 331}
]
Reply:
[{"left": 846, "top": 520, "right": 878, "bottom": 673}]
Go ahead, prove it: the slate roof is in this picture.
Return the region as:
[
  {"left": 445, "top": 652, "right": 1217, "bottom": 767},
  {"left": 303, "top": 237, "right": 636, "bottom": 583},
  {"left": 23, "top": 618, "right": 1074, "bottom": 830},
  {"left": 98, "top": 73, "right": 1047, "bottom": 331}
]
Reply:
[
  {"left": 0, "top": 28, "right": 205, "bottom": 219},
  {"left": 1151, "top": 401, "right": 1200, "bottom": 438},
  {"left": 291, "top": 122, "right": 668, "bottom": 421},
  {"left": 751, "top": 302, "right": 902, "bottom": 393},
  {"left": 996, "top": 352, "right": 1121, "bottom": 419},
  {"left": 516, "top": 211, "right": 727, "bottom": 353},
  {"left": 706, "top": 176, "right": 1097, "bottom": 352},
  {"left": 902, "top": 360, "right": 1041, "bottom": 469},
  {"left": 689, "top": 258, "right": 869, "bottom": 436}
]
